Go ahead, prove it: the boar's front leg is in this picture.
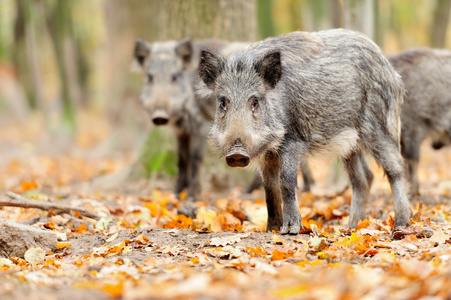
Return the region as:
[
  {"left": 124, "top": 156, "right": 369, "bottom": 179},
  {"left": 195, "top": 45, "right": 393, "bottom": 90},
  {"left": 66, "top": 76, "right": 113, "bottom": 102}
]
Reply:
[
  {"left": 175, "top": 132, "right": 190, "bottom": 196},
  {"left": 280, "top": 140, "right": 303, "bottom": 235},
  {"left": 343, "top": 150, "right": 373, "bottom": 228},
  {"left": 260, "top": 152, "right": 283, "bottom": 232}
]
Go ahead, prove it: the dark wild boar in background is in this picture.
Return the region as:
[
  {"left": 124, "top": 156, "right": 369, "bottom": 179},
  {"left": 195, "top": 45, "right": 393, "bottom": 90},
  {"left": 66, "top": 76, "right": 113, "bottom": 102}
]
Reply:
[
  {"left": 198, "top": 29, "right": 412, "bottom": 234},
  {"left": 134, "top": 37, "right": 227, "bottom": 200},
  {"left": 389, "top": 48, "right": 451, "bottom": 196}
]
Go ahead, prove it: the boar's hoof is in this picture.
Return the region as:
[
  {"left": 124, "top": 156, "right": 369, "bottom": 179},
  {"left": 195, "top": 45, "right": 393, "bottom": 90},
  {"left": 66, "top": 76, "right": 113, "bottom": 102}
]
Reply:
[
  {"left": 281, "top": 220, "right": 302, "bottom": 235},
  {"left": 394, "top": 210, "right": 412, "bottom": 228},
  {"left": 225, "top": 153, "right": 250, "bottom": 167},
  {"left": 152, "top": 117, "right": 169, "bottom": 125}
]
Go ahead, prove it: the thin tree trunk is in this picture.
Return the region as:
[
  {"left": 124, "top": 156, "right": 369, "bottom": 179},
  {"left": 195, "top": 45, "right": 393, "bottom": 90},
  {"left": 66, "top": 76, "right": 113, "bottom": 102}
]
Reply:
[
  {"left": 25, "top": 17, "right": 47, "bottom": 124},
  {"left": 431, "top": 0, "right": 451, "bottom": 48},
  {"left": 330, "top": 0, "right": 344, "bottom": 28},
  {"left": 47, "top": 1, "right": 76, "bottom": 135},
  {"left": 257, "top": 0, "right": 276, "bottom": 39}
]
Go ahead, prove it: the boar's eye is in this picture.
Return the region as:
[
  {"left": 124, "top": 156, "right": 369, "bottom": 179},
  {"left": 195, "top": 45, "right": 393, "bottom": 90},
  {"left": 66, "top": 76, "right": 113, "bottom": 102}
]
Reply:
[
  {"left": 147, "top": 74, "right": 153, "bottom": 83},
  {"left": 171, "top": 73, "right": 180, "bottom": 83},
  {"left": 250, "top": 96, "right": 259, "bottom": 112},
  {"left": 218, "top": 96, "right": 228, "bottom": 111}
]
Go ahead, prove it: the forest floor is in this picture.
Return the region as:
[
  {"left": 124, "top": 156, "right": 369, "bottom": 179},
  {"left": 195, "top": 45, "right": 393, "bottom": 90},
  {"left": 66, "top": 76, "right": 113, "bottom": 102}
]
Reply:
[{"left": 1, "top": 115, "right": 451, "bottom": 300}]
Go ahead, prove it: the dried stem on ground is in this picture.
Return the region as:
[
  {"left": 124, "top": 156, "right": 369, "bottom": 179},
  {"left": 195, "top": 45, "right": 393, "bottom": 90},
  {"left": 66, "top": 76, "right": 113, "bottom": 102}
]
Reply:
[{"left": 0, "top": 191, "right": 101, "bottom": 220}]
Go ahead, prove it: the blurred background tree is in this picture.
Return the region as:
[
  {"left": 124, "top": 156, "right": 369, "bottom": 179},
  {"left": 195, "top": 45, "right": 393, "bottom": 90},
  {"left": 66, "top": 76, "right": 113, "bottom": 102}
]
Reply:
[{"left": 0, "top": 0, "right": 450, "bottom": 187}]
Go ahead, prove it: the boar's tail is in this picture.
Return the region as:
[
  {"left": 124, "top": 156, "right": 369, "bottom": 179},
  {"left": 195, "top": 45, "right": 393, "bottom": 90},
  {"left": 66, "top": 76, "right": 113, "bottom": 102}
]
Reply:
[{"left": 386, "top": 87, "right": 404, "bottom": 151}]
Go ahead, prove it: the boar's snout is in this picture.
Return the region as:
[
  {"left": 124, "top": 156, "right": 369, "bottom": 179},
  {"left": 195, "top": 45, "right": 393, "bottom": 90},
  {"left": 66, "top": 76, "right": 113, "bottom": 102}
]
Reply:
[
  {"left": 151, "top": 110, "right": 170, "bottom": 126},
  {"left": 152, "top": 117, "right": 169, "bottom": 125},
  {"left": 225, "top": 146, "right": 250, "bottom": 167}
]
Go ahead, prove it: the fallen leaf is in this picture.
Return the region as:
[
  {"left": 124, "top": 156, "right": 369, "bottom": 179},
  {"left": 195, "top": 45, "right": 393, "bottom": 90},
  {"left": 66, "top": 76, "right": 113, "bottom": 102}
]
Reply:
[
  {"left": 210, "top": 233, "right": 249, "bottom": 247},
  {"left": 272, "top": 235, "right": 285, "bottom": 245},
  {"left": 430, "top": 229, "right": 450, "bottom": 245},
  {"left": 24, "top": 248, "right": 46, "bottom": 265},
  {"left": 56, "top": 242, "right": 71, "bottom": 249},
  {"left": 271, "top": 249, "right": 294, "bottom": 261},
  {"left": 106, "top": 232, "right": 119, "bottom": 243}
]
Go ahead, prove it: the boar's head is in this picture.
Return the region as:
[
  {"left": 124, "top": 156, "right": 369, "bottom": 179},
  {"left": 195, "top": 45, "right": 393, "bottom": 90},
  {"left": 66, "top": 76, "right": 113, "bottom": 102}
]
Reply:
[
  {"left": 198, "top": 49, "right": 286, "bottom": 168},
  {"left": 134, "top": 37, "right": 194, "bottom": 126}
]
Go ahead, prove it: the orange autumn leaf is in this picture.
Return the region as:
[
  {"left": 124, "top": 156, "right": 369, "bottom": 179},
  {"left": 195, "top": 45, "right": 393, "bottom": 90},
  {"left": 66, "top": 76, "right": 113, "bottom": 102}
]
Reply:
[
  {"left": 190, "top": 257, "right": 200, "bottom": 264},
  {"left": 44, "top": 259, "right": 56, "bottom": 268},
  {"left": 246, "top": 246, "right": 267, "bottom": 257},
  {"left": 162, "top": 215, "right": 192, "bottom": 229},
  {"left": 271, "top": 249, "right": 294, "bottom": 261},
  {"left": 411, "top": 202, "right": 423, "bottom": 223},
  {"left": 102, "top": 281, "right": 124, "bottom": 298},
  {"left": 356, "top": 219, "right": 370, "bottom": 230},
  {"left": 73, "top": 223, "right": 87, "bottom": 234},
  {"left": 56, "top": 242, "right": 72, "bottom": 249},
  {"left": 21, "top": 180, "right": 38, "bottom": 192},
  {"left": 223, "top": 222, "right": 243, "bottom": 232},
  {"left": 179, "top": 190, "right": 188, "bottom": 201},
  {"left": 133, "top": 233, "right": 150, "bottom": 244},
  {"left": 109, "top": 241, "right": 127, "bottom": 255}
]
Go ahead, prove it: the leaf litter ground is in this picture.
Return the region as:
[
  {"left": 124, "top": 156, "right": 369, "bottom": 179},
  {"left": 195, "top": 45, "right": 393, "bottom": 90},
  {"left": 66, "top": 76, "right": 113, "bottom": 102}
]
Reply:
[{"left": 1, "top": 120, "right": 451, "bottom": 300}]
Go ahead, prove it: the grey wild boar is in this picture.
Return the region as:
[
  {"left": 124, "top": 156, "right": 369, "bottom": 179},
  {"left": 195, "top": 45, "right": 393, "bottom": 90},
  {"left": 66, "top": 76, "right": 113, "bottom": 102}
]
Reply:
[
  {"left": 388, "top": 48, "right": 451, "bottom": 196},
  {"left": 134, "top": 37, "right": 228, "bottom": 200},
  {"left": 198, "top": 29, "right": 412, "bottom": 234}
]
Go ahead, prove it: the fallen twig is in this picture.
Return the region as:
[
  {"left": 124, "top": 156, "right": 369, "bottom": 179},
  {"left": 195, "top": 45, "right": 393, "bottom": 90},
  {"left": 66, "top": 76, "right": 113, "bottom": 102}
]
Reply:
[{"left": 1, "top": 192, "right": 100, "bottom": 220}]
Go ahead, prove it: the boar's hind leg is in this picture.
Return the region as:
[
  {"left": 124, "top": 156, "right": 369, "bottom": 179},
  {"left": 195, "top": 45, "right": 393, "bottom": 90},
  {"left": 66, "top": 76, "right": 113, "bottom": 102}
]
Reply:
[
  {"left": 279, "top": 141, "right": 303, "bottom": 235},
  {"left": 400, "top": 132, "right": 424, "bottom": 197},
  {"left": 343, "top": 150, "right": 373, "bottom": 228},
  {"left": 261, "top": 152, "right": 283, "bottom": 232},
  {"left": 245, "top": 174, "right": 263, "bottom": 193},
  {"left": 368, "top": 136, "right": 412, "bottom": 227},
  {"left": 187, "top": 133, "right": 206, "bottom": 200},
  {"left": 176, "top": 133, "right": 190, "bottom": 196}
]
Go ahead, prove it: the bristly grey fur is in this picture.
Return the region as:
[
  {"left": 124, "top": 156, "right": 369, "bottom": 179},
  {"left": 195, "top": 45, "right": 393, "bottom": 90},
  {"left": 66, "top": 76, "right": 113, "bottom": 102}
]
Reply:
[
  {"left": 198, "top": 29, "right": 412, "bottom": 234},
  {"left": 389, "top": 48, "right": 451, "bottom": 196}
]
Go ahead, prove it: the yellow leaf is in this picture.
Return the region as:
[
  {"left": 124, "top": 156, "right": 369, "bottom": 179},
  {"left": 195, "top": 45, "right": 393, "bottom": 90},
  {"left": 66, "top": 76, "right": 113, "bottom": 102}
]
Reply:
[
  {"left": 24, "top": 247, "right": 46, "bottom": 265},
  {"left": 106, "top": 232, "right": 119, "bottom": 243},
  {"left": 273, "top": 284, "right": 308, "bottom": 298},
  {"left": 272, "top": 235, "right": 285, "bottom": 245}
]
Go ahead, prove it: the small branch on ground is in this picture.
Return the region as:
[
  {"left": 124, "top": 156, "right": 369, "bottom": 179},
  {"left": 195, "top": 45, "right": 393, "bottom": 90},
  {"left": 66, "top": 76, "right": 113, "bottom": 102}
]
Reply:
[{"left": 0, "top": 192, "right": 101, "bottom": 220}]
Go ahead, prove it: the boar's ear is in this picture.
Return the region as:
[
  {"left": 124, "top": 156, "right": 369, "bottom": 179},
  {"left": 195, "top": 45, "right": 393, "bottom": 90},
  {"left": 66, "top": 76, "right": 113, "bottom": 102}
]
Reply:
[
  {"left": 134, "top": 38, "right": 150, "bottom": 68},
  {"left": 198, "top": 49, "right": 225, "bottom": 89},
  {"left": 254, "top": 50, "right": 282, "bottom": 89},
  {"left": 175, "top": 37, "right": 193, "bottom": 67}
]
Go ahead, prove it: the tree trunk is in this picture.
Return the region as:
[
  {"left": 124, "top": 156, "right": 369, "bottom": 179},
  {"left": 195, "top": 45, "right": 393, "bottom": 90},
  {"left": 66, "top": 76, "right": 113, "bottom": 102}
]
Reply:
[
  {"left": 431, "top": 0, "right": 451, "bottom": 48},
  {"left": 257, "top": 0, "right": 276, "bottom": 39},
  {"left": 47, "top": 0, "right": 77, "bottom": 135},
  {"left": 97, "top": 0, "right": 257, "bottom": 187},
  {"left": 344, "top": 0, "right": 375, "bottom": 40},
  {"left": 330, "top": 0, "right": 344, "bottom": 28}
]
